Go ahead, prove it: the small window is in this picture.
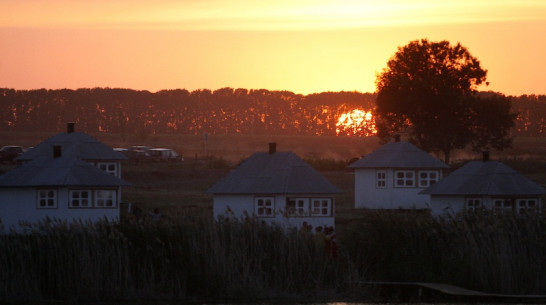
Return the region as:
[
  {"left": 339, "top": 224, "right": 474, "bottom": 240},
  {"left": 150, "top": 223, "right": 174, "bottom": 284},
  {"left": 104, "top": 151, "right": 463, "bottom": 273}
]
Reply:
[
  {"left": 37, "top": 189, "right": 57, "bottom": 209},
  {"left": 286, "top": 198, "right": 308, "bottom": 216},
  {"left": 517, "top": 199, "right": 538, "bottom": 214},
  {"left": 255, "top": 197, "right": 274, "bottom": 217},
  {"left": 311, "top": 198, "right": 332, "bottom": 216},
  {"left": 97, "top": 162, "right": 118, "bottom": 176},
  {"left": 95, "top": 190, "right": 116, "bottom": 208},
  {"left": 419, "top": 170, "right": 439, "bottom": 187},
  {"left": 376, "top": 170, "right": 387, "bottom": 188},
  {"left": 70, "top": 190, "right": 91, "bottom": 208},
  {"left": 465, "top": 197, "right": 482, "bottom": 212},
  {"left": 394, "top": 170, "right": 415, "bottom": 187},
  {"left": 494, "top": 198, "right": 513, "bottom": 214}
]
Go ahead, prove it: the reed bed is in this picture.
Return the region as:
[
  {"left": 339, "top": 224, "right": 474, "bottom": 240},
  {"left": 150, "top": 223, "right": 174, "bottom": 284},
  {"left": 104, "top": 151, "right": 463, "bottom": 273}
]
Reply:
[
  {"left": 0, "top": 215, "right": 360, "bottom": 304},
  {"left": 3, "top": 211, "right": 546, "bottom": 303},
  {"left": 341, "top": 211, "right": 546, "bottom": 295}
]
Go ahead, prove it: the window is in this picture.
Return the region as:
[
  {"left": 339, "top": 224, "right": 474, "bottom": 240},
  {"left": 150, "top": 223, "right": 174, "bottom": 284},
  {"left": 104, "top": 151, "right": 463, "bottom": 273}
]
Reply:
[
  {"left": 286, "top": 198, "right": 308, "bottom": 216},
  {"left": 97, "top": 162, "right": 118, "bottom": 176},
  {"left": 311, "top": 198, "right": 332, "bottom": 216},
  {"left": 494, "top": 198, "right": 513, "bottom": 214},
  {"left": 70, "top": 190, "right": 91, "bottom": 208},
  {"left": 37, "top": 189, "right": 57, "bottom": 208},
  {"left": 95, "top": 190, "right": 116, "bottom": 207},
  {"left": 465, "top": 198, "right": 482, "bottom": 212},
  {"left": 255, "top": 197, "right": 274, "bottom": 217},
  {"left": 419, "top": 170, "right": 439, "bottom": 187},
  {"left": 376, "top": 170, "right": 387, "bottom": 188},
  {"left": 394, "top": 170, "right": 415, "bottom": 187},
  {"left": 517, "top": 199, "right": 538, "bottom": 214}
]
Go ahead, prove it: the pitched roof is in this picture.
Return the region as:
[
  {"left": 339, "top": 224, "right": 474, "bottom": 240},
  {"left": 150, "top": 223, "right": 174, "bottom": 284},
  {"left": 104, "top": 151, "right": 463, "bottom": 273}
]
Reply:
[
  {"left": 0, "top": 156, "right": 130, "bottom": 187},
  {"left": 17, "top": 132, "right": 126, "bottom": 161},
  {"left": 349, "top": 141, "right": 448, "bottom": 169},
  {"left": 420, "top": 160, "right": 546, "bottom": 196},
  {"left": 207, "top": 152, "right": 342, "bottom": 195}
]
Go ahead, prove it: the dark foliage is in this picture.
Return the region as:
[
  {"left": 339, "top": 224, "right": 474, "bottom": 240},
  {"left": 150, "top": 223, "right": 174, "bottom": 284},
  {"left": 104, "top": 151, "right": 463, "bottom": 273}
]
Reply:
[{"left": 375, "top": 39, "right": 516, "bottom": 163}]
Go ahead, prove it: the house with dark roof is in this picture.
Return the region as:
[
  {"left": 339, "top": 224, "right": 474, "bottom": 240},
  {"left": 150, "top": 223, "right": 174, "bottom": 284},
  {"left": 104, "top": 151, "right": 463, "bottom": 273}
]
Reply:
[
  {"left": 349, "top": 137, "right": 449, "bottom": 210},
  {"left": 0, "top": 123, "right": 129, "bottom": 233},
  {"left": 420, "top": 152, "right": 546, "bottom": 217},
  {"left": 17, "top": 122, "right": 127, "bottom": 177},
  {"left": 207, "top": 143, "right": 342, "bottom": 229}
]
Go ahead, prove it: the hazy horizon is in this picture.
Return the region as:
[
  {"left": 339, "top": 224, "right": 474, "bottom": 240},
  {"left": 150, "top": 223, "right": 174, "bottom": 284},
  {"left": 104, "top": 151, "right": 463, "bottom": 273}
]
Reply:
[{"left": 1, "top": 1, "right": 546, "bottom": 96}]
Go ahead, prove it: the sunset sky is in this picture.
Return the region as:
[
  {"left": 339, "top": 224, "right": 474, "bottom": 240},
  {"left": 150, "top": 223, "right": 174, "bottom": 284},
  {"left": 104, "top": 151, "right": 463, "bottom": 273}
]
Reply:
[{"left": 1, "top": 0, "right": 545, "bottom": 95}]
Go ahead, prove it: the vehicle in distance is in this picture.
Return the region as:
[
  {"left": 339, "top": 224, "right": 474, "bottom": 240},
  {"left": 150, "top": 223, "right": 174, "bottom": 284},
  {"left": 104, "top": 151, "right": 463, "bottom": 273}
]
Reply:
[
  {"left": 148, "top": 148, "right": 184, "bottom": 162},
  {"left": 0, "top": 146, "right": 24, "bottom": 163}
]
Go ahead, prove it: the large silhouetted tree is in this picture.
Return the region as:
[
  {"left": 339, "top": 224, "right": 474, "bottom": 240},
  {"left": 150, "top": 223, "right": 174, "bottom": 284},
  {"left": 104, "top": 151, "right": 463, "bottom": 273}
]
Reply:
[{"left": 375, "top": 39, "right": 515, "bottom": 163}]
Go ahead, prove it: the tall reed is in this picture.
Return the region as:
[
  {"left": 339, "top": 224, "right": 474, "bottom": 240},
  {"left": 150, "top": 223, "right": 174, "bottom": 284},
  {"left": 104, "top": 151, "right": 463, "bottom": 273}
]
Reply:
[
  {"left": 0, "top": 215, "right": 360, "bottom": 303},
  {"left": 341, "top": 211, "right": 546, "bottom": 294}
]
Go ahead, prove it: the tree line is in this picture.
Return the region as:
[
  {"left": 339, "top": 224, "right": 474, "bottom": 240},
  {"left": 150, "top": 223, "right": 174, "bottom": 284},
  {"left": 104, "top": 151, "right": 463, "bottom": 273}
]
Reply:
[{"left": 0, "top": 87, "right": 544, "bottom": 137}]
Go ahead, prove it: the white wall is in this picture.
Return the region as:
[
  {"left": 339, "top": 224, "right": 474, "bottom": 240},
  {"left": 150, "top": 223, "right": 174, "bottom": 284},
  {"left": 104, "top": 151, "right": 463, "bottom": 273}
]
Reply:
[
  {"left": 429, "top": 195, "right": 465, "bottom": 217},
  {"left": 354, "top": 168, "right": 431, "bottom": 209},
  {"left": 0, "top": 187, "right": 120, "bottom": 233},
  {"left": 213, "top": 194, "right": 335, "bottom": 230}
]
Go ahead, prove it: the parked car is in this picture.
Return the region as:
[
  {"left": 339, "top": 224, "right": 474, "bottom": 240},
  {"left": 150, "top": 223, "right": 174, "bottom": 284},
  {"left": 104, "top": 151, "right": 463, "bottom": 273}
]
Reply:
[
  {"left": 0, "top": 146, "right": 24, "bottom": 163},
  {"left": 148, "top": 148, "right": 184, "bottom": 162},
  {"left": 115, "top": 147, "right": 150, "bottom": 162}
]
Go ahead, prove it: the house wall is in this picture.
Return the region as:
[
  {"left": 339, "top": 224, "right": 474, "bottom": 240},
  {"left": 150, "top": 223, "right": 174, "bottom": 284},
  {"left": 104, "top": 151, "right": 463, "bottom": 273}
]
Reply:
[
  {"left": 429, "top": 195, "right": 465, "bottom": 217},
  {"left": 430, "top": 195, "right": 543, "bottom": 217},
  {"left": 213, "top": 194, "right": 335, "bottom": 230},
  {"left": 354, "top": 168, "right": 432, "bottom": 209},
  {"left": 0, "top": 187, "right": 121, "bottom": 233}
]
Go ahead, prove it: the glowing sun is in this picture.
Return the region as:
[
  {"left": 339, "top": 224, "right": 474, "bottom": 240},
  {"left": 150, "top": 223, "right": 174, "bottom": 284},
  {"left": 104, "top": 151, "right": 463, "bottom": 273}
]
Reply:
[{"left": 336, "top": 109, "right": 377, "bottom": 136}]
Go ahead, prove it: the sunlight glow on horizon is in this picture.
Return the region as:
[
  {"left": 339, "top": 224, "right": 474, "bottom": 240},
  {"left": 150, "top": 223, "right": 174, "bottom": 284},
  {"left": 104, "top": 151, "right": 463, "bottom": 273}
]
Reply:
[{"left": 1, "top": 0, "right": 545, "bottom": 96}]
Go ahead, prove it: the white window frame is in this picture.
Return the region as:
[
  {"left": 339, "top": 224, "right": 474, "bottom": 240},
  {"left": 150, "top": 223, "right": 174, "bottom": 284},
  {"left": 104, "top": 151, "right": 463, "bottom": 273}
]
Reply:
[
  {"left": 516, "top": 198, "right": 538, "bottom": 214},
  {"left": 418, "top": 170, "right": 439, "bottom": 187},
  {"left": 376, "top": 170, "right": 387, "bottom": 188},
  {"left": 254, "top": 197, "right": 274, "bottom": 217},
  {"left": 97, "top": 162, "right": 118, "bottom": 177},
  {"left": 311, "top": 198, "right": 332, "bottom": 216},
  {"left": 37, "top": 189, "right": 58, "bottom": 209},
  {"left": 394, "top": 170, "right": 415, "bottom": 188},
  {"left": 493, "top": 198, "right": 513, "bottom": 214},
  {"left": 286, "top": 198, "right": 309, "bottom": 217},
  {"left": 465, "top": 197, "right": 482, "bottom": 212},
  {"left": 69, "top": 190, "right": 92, "bottom": 208},
  {"left": 95, "top": 190, "right": 117, "bottom": 208}
]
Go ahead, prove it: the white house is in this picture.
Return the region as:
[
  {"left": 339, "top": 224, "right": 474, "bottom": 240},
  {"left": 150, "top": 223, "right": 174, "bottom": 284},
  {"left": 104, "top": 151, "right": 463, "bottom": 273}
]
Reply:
[
  {"left": 349, "top": 138, "right": 449, "bottom": 210},
  {"left": 17, "top": 122, "right": 127, "bottom": 178},
  {"left": 0, "top": 123, "right": 130, "bottom": 233},
  {"left": 207, "top": 143, "right": 342, "bottom": 229},
  {"left": 0, "top": 149, "right": 130, "bottom": 233},
  {"left": 421, "top": 152, "right": 546, "bottom": 217}
]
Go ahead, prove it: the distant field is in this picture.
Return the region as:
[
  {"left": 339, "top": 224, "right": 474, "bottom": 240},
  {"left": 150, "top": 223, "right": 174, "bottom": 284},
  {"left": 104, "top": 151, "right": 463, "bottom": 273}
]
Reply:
[{"left": 2, "top": 131, "right": 546, "bottom": 163}]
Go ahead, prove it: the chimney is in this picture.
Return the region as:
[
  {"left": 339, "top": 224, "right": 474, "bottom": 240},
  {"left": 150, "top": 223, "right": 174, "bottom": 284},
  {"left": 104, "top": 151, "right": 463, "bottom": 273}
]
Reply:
[
  {"left": 53, "top": 145, "right": 62, "bottom": 158},
  {"left": 67, "top": 122, "right": 75, "bottom": 133},
  {"left": 394, "top": 134, "right": 401, "bottom": 142},
  {"left": 482, "top": 151, "right": 490, "bottom": 162},
  {"left": 268, "top": 142, "right": 276, "bottom": 154}
]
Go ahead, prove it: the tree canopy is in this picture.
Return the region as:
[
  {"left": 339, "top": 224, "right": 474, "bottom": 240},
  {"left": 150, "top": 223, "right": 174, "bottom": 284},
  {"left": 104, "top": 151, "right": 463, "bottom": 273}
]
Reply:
[{"left": 375, "top": 39, "right": 516, "bottom": 163}]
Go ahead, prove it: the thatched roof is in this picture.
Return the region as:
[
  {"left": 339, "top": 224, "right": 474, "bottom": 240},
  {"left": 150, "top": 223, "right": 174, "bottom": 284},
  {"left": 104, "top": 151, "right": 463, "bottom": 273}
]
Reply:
[
  {"left": 349, "top": 141, "right": 448, "bottom": 169},
  {"left": 208, "top": 151, "right": 342, "bottom": 195},
  {"left": 420, "top": 160, "right": 545, "bottom": 196}
]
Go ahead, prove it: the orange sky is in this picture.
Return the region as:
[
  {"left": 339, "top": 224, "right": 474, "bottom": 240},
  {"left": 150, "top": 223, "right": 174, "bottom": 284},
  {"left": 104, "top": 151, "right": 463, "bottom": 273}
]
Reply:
[{"left": 1, "top": 0, "right": 545, "bottom": 95}]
